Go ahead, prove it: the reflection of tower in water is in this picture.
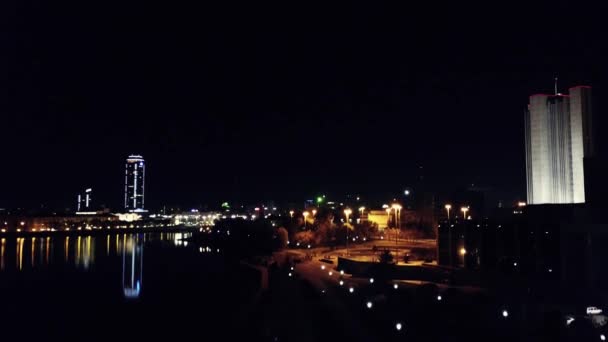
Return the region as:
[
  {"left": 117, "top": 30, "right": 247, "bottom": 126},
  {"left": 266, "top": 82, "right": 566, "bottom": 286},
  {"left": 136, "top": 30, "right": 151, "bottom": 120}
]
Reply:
[
  {"left": 0, "top": 238, "right": 5, "bottom": 270},
  {"left": 122, "top": 234, "right": 144, "bottom": 299}
]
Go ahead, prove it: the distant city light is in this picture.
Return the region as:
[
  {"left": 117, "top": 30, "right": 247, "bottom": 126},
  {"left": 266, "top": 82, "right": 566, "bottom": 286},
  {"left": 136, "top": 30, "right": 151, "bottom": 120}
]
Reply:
[
  {"left": 395, "top": 323, "right": 402, "bottom": 331},
  {"left": 369, "top": 278, "right": 374, "bottom": 283},
  {"left": 349, "top": 287, "right": 354, "bottom": 293},
  {"left": 566, "top": 317, "right": 575, "bottom": 325},
  {"left": 502, "top": 310, "right": 509, "bottom": 318},
  {"left": 366, "top": 301, "right": 373, "bottom": 309},
  {"left": 437, "top": 295, "right": 442, "bottom": 301},
  {"left": 393, "top": 284, "right": 399, "bottom": 289}
]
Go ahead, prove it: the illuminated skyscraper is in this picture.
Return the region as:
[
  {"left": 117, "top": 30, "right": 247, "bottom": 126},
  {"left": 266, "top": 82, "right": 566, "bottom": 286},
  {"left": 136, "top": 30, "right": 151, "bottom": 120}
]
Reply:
[
  {"left": 124, "top": 155, "right": 146, "bottom": 212},
  {"left": 77, "top": 188, "right": 92, "bottom": 212},
  {"left": 525, "top": 85, "right": 593, "bottom": 204}
]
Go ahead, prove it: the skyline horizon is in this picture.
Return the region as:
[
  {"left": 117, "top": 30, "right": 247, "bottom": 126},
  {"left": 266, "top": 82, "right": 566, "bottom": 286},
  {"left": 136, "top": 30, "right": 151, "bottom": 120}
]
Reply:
[{"left": 2, "top": 77, "right": 602, "bottom": 211}]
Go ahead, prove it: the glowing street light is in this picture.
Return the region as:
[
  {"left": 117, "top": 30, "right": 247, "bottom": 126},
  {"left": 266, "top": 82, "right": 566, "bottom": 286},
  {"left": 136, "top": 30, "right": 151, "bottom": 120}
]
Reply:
[
  {"left": 444, "top": 204, "right": 452, "bottom": 220},
  {"left": 395, "top": 322, "right": 403, "bottom": 331},
  {"left": 392, "top": 203, "right": 402, "bottom": 260},
  {"left": 312, "top": 209, "right": 317, "bottom": 217},
  {"left": 344, "top": 208, "right": 352, "bottom": 255},
  {"left": 289, "top": 210, "right": 294, "bottom": 219},
  {"left": 344, "top": 208, "right": 352, "bottom": 222},
  {"left": 303, "top": 211, "right": 310, "bottom": 228},
  {"left": 461, "top": 207, "right": 469, "bottom": 220}
]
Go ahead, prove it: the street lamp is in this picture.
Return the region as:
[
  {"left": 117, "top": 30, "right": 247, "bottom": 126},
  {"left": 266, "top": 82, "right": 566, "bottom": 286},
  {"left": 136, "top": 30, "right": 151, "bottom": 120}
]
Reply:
[
  {"left": 444, "top": 204, "right": 451, "bottom": 220},
  {"left": 392, "top": 204, "right": 402, "bottom": 261},
  {"left": 289, "top": 210, "right": 294, "bottom": 221},
  {"left": 461, "top": 207, "right": 469, "bottom": 220},
  {"left": 358, "top": 206, "right": 365, "bottom": 215},
  {"left": 312, "top": 209, "right": 317, "bottom": 217},
  {"left": 303, "top": 211, "right": 310, "bottom": 228},
  {"left": 385, "top": 207, "right": 391, "bottom": 226},
  {"left": 344, "top": 208, "right": 352, "bottom": 255},
  {"left": 344, "top": 208, "right": 352, "bottom": 222}
]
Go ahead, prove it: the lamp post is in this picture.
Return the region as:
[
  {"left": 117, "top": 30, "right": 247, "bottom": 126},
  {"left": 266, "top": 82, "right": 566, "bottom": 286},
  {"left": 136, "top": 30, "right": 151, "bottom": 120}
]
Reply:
[
  {"left": 444, "top": 204, "right": 451, "bottom": 221},
  {"left": 289, "top": 210, "right": 294, "bottom": 222},
  {"left": 344, "top": 208, "right": 352, "bottom": 255},
  {"left": 303, "top": 211, "right": 309, "bottom": 228},
  {"left": 312, "top": 209, "right": 317, "bottom": 217},
  {"left": 392, "top": 204, "right": 402, "bottom": 261},
  {"left": 461, "top": 207, "right": 469, "bottom": 220}
]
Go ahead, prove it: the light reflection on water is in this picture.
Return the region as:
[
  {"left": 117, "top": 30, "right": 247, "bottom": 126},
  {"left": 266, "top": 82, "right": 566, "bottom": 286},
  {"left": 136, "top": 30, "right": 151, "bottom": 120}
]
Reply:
[{"left": 0, "top": 232, "right": 192, "bottom": 272}]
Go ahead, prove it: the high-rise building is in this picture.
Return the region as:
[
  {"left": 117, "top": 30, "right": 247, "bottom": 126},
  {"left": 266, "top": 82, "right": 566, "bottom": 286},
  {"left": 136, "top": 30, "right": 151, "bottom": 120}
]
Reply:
[
  {"left": 525, "top": 85, "right": 593, "bottom": 204},
  {"left": 77, "top": 188, "right": 93, "bottom": 212},
  {"left": 124, "top": 155, "right": 146, "bottom": 212}
]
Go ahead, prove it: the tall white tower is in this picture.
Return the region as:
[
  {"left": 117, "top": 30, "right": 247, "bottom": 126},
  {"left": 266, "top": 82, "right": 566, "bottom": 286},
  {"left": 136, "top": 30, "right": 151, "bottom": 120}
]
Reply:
[
  {"left": 124, "top": 155, "right": 146, "bottom": 212},
  {"left": 525, "top": 85, "right": 593, "bottom": 204}
]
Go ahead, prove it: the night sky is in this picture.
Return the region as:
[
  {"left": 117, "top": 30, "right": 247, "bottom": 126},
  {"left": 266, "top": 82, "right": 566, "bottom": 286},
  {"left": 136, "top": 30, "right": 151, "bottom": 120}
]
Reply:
[{"left": 2, "top": 1, "right": 606, "bottom": 210}]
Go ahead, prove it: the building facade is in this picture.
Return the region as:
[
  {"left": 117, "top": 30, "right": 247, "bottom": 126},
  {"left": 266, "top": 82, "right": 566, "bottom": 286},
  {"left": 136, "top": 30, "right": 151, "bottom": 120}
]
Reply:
[
  {"left": 124, "top": 155, "right": 146, "bottom": 212},
  {"left": 525, "top": 86, "right": 593, "bottom": 204}
]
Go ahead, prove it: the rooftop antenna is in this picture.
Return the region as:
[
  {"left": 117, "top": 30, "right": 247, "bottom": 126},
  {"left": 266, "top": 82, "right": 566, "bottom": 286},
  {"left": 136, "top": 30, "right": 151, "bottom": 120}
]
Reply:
[{"left": 554, "top": 76, "right": 558, "bottom": 95}]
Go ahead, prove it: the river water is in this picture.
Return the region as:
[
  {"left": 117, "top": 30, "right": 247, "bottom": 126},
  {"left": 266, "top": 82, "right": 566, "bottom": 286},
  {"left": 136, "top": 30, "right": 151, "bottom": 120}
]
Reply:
[{"left": 0, "top": 232, "right": 260, "bottom": 341}]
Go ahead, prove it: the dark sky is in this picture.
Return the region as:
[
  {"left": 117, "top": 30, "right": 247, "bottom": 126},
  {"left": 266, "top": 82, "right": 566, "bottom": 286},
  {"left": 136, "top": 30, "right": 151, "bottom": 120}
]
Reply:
[{"left": 1, "top": 0, "right": 606, "bottom": 210}]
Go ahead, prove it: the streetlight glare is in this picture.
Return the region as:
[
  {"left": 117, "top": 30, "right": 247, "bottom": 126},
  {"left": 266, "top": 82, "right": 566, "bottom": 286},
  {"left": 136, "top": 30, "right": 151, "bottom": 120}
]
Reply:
[{"left": 366, "top": 301, "right": 373, "bottom": 309}]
